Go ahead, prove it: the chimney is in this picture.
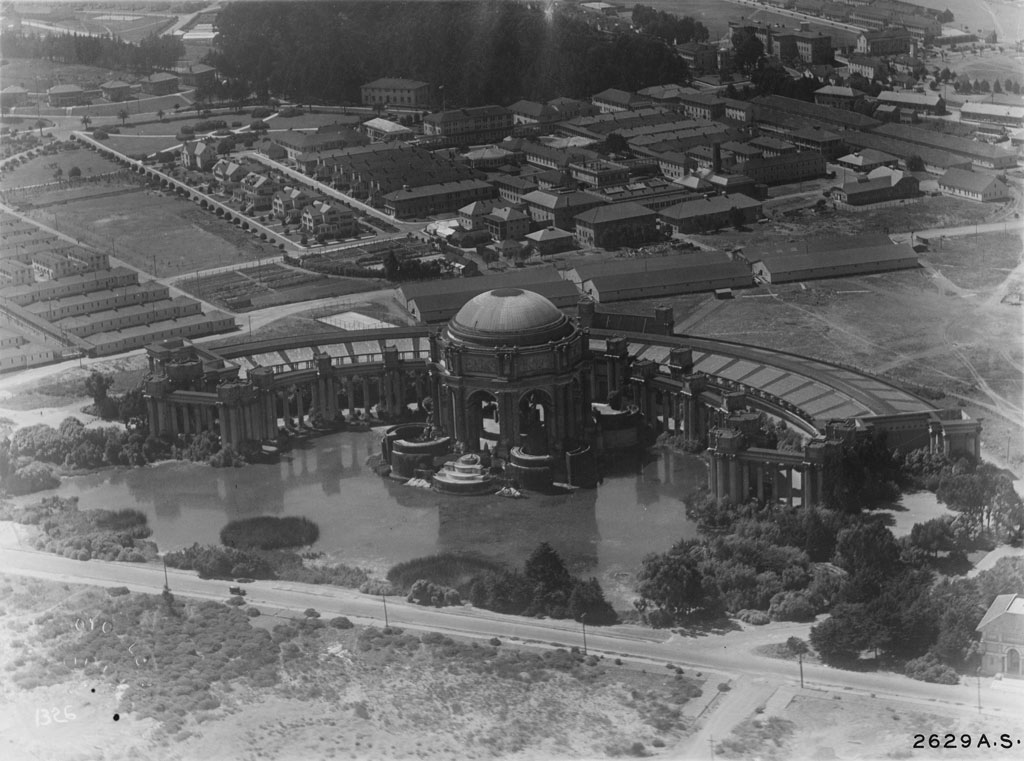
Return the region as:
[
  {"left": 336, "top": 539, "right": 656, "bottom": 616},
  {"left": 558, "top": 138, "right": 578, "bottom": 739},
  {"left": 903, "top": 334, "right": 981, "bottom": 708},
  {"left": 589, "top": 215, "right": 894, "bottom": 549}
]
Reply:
[{"left": 712, "top": 142, "right": 722, "bottom": 173}]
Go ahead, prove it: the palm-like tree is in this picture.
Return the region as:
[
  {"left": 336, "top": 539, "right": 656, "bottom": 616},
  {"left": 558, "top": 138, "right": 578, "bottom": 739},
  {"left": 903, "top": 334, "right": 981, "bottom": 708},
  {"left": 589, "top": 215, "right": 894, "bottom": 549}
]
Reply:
[
  {"left": 157, "top": 109, "right": 165, "bottom": 121},
  {"left": 80, "top": 114, "right": 92, "bottom": 129},
  {"left": 118, "top": 109, "right": 129, "bottom": 126}
]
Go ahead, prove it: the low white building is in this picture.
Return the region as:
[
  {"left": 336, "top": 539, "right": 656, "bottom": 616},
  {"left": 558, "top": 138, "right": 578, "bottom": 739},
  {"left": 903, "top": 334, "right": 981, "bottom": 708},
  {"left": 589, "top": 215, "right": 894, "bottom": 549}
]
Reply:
[{"left": 937, "top": 169, "right": 1010, "bottom": 202}]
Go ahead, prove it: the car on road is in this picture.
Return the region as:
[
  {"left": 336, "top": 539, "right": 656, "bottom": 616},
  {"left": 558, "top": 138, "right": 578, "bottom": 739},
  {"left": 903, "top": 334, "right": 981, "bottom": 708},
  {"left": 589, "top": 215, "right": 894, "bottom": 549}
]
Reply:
[{"left": 229, "top": 586, "right": 246, "bottom": 596}]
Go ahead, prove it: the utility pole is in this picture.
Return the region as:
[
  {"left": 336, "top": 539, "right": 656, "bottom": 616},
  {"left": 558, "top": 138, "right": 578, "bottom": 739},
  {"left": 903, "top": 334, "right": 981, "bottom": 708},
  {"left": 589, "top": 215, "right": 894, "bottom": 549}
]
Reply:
[
  {"left": 382, "top": 592, "right": 389, "bottom": 629},
  {"left": 580, "top": 612, "right": 588, "bottom": 655},
  {"left": 798, "top": 652, "right": 804, "bottom": 688},
  {"left": 977, "top": 668, "right": 982, "bottom": 714},
  {"left": 162, "top": 556, "right": 170, "bottom": 591}
]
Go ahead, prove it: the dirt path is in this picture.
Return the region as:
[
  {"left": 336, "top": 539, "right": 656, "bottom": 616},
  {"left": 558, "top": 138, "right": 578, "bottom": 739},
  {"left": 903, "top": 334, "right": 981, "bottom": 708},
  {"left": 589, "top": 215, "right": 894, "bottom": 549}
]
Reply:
[{"left": 681, "top": 675, "right": 779, "bottom": 759}]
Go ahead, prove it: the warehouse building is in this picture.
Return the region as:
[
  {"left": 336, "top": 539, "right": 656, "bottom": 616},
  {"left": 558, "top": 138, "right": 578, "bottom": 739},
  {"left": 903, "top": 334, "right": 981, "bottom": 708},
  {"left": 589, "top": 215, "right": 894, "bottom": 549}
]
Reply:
[
  {"left": 660, "top": 194, "right": 762, "bottom": 234},
  {"left": 579, "top": 258, "right": 753, "bottom": 303},
  {"left": 751, "top": 242, "right": 919, "bottom": 284},
  {"left": 937, "top": 169, "right": 1011, "bottom": 202},
  {"left": 399, "top": 270, "right": 578, "bottom": 323}
]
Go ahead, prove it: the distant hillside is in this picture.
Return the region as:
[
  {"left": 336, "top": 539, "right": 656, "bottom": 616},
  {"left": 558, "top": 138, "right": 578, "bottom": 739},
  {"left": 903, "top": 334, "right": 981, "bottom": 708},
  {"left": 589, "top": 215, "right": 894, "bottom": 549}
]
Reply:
[{"left": 207, "top": 0, "right": 691, "bottom": 106}]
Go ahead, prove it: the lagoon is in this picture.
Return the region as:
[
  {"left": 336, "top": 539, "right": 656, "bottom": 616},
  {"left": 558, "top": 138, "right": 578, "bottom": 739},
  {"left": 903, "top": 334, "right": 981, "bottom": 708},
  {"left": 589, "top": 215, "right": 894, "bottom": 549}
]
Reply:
[{"left": 35, "top": 430, "right": 708, "bottom": 608}]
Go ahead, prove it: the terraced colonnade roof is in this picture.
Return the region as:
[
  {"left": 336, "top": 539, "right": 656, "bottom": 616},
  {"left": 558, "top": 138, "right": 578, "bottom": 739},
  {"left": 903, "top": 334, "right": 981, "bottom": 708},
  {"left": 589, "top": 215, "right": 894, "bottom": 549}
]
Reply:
[{"left": 215, "top": 326, "right": 934, "bottom": 427}]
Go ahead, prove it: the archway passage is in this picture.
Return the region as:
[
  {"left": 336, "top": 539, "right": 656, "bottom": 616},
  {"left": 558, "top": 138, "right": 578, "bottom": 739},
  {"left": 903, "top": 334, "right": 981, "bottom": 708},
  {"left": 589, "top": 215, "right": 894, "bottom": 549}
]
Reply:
[
  {"left": 467, "top": 390, "right": 500, "bottom": 454},
  {"left": 1008, "top": 648, "right": 1021, "bottom": 676},
  {"left": 518, "top": 390, "right": 552, "bottom": 455}
]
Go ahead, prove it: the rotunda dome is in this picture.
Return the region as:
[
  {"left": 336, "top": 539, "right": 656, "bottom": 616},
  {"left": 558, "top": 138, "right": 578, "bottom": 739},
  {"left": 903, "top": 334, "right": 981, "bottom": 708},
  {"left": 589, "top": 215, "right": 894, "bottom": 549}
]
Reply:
[{"left": 447, "top": 288, "right": 574, "bottom": 346}]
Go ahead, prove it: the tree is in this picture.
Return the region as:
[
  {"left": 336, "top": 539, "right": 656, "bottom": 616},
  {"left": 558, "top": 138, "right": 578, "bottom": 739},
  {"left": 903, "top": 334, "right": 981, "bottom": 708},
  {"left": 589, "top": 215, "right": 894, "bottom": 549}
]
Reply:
[
  {"left": 118, "top": 108, "right": 130, "bottom": 126},
  {"left": 993, "top": 79, "right": 1003, "bottom": 94},
  {"left": 80, "top": 114, "right": 92, "bottom": 130},
  {"left": 832, "top": 521, "right": 902, "bottom": 601},
  {"left": 635, "top": 540, "right": 710, "bottom": 623},
  {"left": 567, "top": 577, "right": 617, "bottom": 625},
  {"left": 68, "top": 166, "right": 82, "bottom": 179},
  {"left": 84, "top": 370, "right": 113, "bottom": 407},
  {"left": 909, "top": 517, "right": 956, "bottom": 558},
  {"left": 35, "top": 119, "right": 46, "bottom": 136},
  {"left": 906, "top": 154, "right": 925, "bottom": 172},
  {"left": 732, "top": 29, "right": 765, "bottom": 74},
  {"left": 53, "top": 167, "right": 63, "bottom": 181},
  {"left": 157, "top": 109, "right": 165, "bottom": 121},
  {"left": 604, "top": 132, "right": 628, "bottom": 155},
  {"left": 524, "top": 542, "right": 572, "bottom": 594},
  {"left": 938, "top": 9, "right": 954, "bottom": 24},
  {"left": 809, "top": 604, "right": 872, "bottom": 663}
]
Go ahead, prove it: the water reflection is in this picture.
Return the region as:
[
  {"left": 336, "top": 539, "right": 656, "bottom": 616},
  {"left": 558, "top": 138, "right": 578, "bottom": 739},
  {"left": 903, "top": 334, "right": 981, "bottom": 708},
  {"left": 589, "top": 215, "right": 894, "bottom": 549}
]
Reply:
[{"left": 40, "top": 431, "right": 704, "bottom": 606}]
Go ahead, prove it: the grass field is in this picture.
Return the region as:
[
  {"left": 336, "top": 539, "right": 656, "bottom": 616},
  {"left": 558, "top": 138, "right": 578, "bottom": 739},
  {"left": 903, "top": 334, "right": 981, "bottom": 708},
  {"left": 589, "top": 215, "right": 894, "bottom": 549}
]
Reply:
[
  {"left": 926, "top": 230, "right": 1023, "bottom": 290},
  {"left": 21, "top": 185, "right": 280, "bottom": 278},
  {"left": 176, "top": 263, "right": 387, "bottom": 312},
  {"left": 651, "top": 239, "right": 1023, "bottom": 469},
  {"left": 0, "top": 147, "right": 122, "bottom": 190},
  {"left": 93, "top": 134, "right": 183, "bottom": 158},
  {"left": 0, "top": 58, "right": 133, "bottom": 92}
]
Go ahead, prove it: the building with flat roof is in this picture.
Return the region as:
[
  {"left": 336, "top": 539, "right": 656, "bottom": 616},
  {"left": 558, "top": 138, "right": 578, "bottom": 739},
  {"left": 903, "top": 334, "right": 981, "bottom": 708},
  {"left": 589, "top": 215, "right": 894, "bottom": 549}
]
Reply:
[
  {"left": 363, "top": 117, "right": 414, "bottom": 143},
  {"left": 361, "top": 78, "right": 431, "bottom": 108},
  {"left": 572, "top": 202, "right": 658, "bottom": 249},
  {"left": 660, "top": 194, "right": 762, "bottom": 234},
  {"left": 422, "top": 105, "right": 513, "bottom": 147},
  {"left": 382, "top": 179, "right": 496, "bottom": 219}
]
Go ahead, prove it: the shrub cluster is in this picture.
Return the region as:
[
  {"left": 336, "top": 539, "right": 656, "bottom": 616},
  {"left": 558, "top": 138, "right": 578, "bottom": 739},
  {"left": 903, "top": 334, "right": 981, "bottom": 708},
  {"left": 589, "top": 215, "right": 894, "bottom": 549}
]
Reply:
[
  {"left": 163, "top": 542, "right": 369, "bottom": 588},
  {"left": 407, "top": 579, "right": 461, "bottom": 607},
  {"left": 23, "top": 592, "right": 283, "bottom": 733},
  {"left": 0, "top": 496, "right": 156, "bottom": 563},
  {"left": 219, "top": 516, "right": 320, "bottom": 550}
]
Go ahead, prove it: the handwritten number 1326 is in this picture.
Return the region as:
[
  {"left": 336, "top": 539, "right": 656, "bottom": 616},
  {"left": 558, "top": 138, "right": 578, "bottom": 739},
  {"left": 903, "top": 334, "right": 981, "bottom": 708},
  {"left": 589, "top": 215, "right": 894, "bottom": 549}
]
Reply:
[{"left": 35, "top": 707, "right": 76, "bottom": 726}]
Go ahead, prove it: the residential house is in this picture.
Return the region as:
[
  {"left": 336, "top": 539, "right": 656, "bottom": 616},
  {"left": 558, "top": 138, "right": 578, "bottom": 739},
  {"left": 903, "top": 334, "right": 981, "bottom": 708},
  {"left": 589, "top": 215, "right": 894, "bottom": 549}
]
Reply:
[
  {"left": 233, "top": 172, "right": 276, "bottom": 211},
  {"left": 179, "top": 140, "right": 217, "bottom": 171},
  {"left": 100, "top": 80, "right": 132, "bottom": 102},
  {"left": 0, "top": 85, "right": 28, "bottom": 108},
  {"left": 937, "top": 169, "right": 1010, "bottom": 202},
  {"left": 458, "top": 200, "right": 501, "bottom": 231},
  {"left": 141, "top": 72, "right": 179, "bottom": 95},
  {"left": 573, "top": 202, "right": 658, "bottom": 249},
  {"left": 212, "top": 159, "right": 247, "bottom": 190},
  {"left": 361, "top": 78, "right": 432, "bottom": 108},
  {"left": 272, "top": 187, "right": 312, "bottom": 222},
  {"left": 301, "top": 201, "right": 357, "bottom": 238},
  {"left": 484, "top": 206, "right": 531, "bottom": 241},
  {"left": 47, "top": 85, "right": 85, "bottom": 107},
  {"left": 173, "top": 63, "right": 217, "bottom": 90},
  {"left": 977, "top": 594, "right": 1024, "bottom": 678}
]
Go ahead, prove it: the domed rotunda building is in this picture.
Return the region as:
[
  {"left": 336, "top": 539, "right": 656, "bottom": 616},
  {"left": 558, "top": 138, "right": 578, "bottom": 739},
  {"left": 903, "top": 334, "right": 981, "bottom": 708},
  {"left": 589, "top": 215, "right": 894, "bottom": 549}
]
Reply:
[{"left": 426, "top": 288, "right": 593, "bottom": 462}]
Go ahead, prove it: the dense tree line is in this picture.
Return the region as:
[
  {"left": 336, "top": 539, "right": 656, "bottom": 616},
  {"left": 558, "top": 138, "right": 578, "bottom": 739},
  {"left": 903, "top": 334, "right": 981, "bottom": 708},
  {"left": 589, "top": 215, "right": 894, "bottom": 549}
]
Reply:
[
  {"left": 207, "top": 1, "right": 690, "bottom": 105},
  {"left": 466, "top": 542, "right": 618, "bottom": 624},
  {"left": 631, "top": 5, "right": 709, "bottom": 46},
  {"left": 0, "top": 31, "right": 183, "bottom": 74}
]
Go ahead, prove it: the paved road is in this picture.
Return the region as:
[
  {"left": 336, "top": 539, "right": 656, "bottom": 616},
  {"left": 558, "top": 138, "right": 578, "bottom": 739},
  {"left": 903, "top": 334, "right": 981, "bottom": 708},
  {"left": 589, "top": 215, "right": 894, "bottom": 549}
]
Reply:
[{"left": 0, "top": 540, "right": 1019, "bottom": 722}]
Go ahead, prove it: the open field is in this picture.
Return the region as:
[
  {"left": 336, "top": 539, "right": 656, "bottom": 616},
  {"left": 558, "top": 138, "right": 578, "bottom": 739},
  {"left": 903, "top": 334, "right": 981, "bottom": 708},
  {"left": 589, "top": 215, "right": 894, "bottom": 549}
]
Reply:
[
  {"left": 0, "top": 58, "right": 134, "bottom": 93},
  {"left": 0, "top": 573, "right": 708, "bottom": 761},
  {"left": 175, "top": 264, "right": 388, "bottom": 312},
  {"left": 264, "top": 112, "right": 370, "bottom": 131},
  {"left": 20, "top": 184, "right": 280, "bottom": 278},
  {"left": 650, "top": 237, "right": 1023, "bottom": 469},
  {"left": 949, "top": 50, "right": 1024, "bottom": 89},
  {"left": 0, "top": 146, "right": 122, "bottom": 190},
  {"left": 926, "top": 231, "right": 1023, "bottom": 290},
  {"left": 716, "top": 688, "right": 1021, "bottom": 760},
  {"left": 18, "top": 9, "right": 174, "bottom": 43},
  {"left": 94, "top": 133, "right": 183, "bottom": 158}
]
